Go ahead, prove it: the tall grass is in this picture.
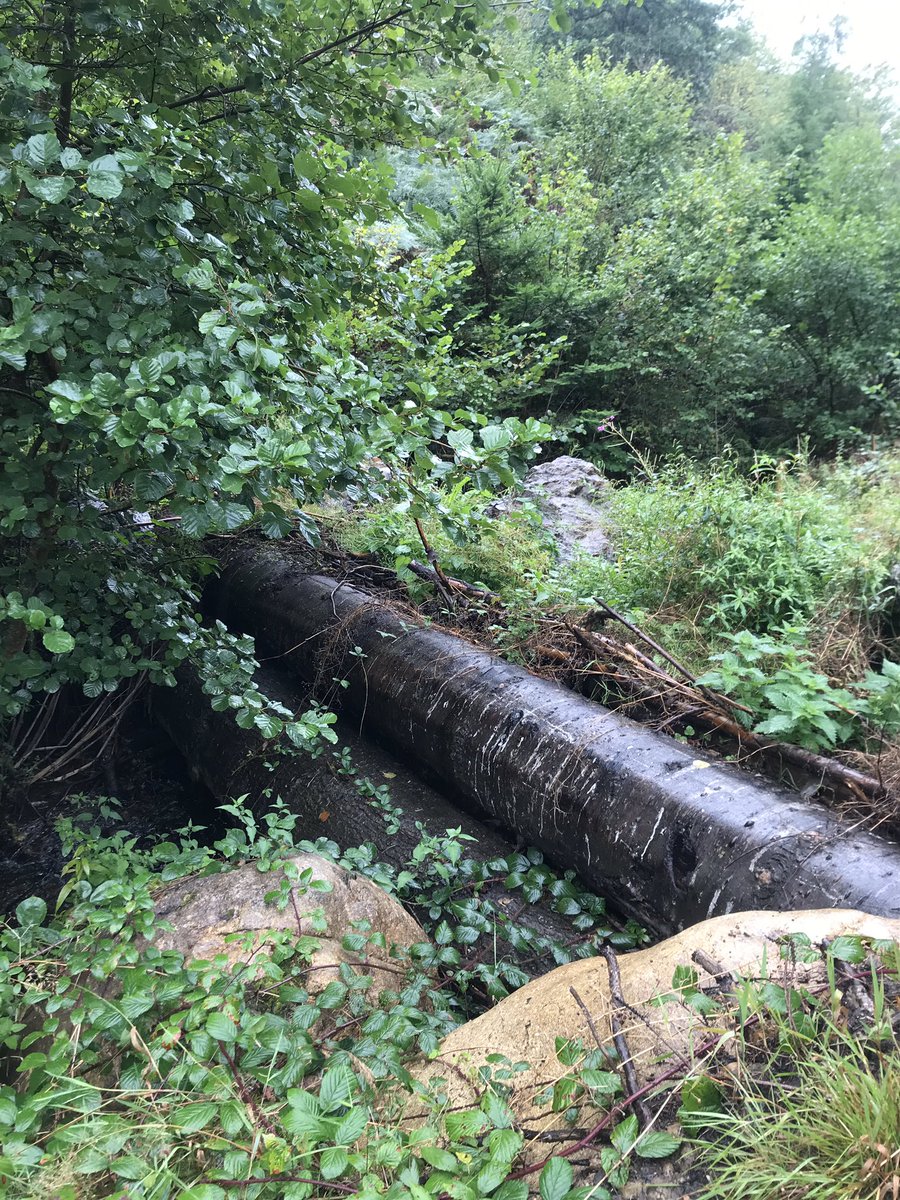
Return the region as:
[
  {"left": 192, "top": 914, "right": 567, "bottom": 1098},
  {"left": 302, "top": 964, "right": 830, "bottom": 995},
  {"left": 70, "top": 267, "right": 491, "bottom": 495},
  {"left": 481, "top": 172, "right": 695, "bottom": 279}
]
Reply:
[
  {"left": 568, "top": 452, "right": 895, "bottom": 636},
  {"left": 322, "top": 449, "right": 900, "bottom": 679},
  {"left": 694, "top": 1034, "right": 900, "bottom": 1200}
]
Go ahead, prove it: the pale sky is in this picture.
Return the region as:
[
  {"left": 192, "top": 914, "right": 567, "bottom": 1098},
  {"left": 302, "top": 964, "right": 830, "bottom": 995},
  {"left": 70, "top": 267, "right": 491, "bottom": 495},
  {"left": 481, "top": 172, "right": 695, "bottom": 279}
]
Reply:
[{"left": 731, "top": 0, "right": 900, "bottom": 82}]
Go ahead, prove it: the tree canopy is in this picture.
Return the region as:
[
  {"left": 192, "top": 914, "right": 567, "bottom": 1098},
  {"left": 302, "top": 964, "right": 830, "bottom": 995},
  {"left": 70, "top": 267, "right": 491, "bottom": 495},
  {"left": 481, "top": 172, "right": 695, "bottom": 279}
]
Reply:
[
  {"left": 539, "top": 0, "right": 748, "bottom": 94},
  {"left": 392, "top": 14, "right": 900, "bottom": 462}
]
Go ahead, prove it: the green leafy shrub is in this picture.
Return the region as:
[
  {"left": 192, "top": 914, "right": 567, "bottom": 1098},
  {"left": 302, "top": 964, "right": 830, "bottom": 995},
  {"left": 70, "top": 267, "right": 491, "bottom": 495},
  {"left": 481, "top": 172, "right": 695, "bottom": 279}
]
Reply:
[
  {"left": 697, "top": 630, "right": 900, "bottom": 752},
  {"left": 0, "top": 796, "right": 648, "bottom": 1198},
  {"left": 576, "top": 455, "right": 883, "bottom": 638},
  {"left": 532, "top": 53, "right": 694, "bottom": 229},
  {"left": 696, "top": 630, "right": 858, "bottom": 750},
  {"left": 0, "top": 1, "right": 554, "bottom": 741},
  {"left": 320, "top": 484, "right": 555, "bottom": 598},
  {"left": 856, "top": 659, "right": 900, "bottom": 737}
]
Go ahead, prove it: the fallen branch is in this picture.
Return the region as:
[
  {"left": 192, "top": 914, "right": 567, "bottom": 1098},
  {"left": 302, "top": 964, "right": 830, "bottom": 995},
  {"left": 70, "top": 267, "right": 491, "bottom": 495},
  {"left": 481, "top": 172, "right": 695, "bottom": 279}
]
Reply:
[
  {"left": 589, "top": 599, "right": 699, "bottom": 687},
  {"left": 219, "top": 1046, "right": 279, "bottom": 1137},
  {"left": 19, "top": 675, "right": 146, "bottom": 784},
  {"left": 214, "top": 1176, "right": 356, "bottom": 1192},
  {"left": 691, "top": 949, "right": 727, "bottom": 978},
  {"left": 407, "top": 559, "right": 499, "bottom": 602},
  {"left": 691, "top": 948, "right": 735, "bottom": 998},
  {"left": 408, "top": 559, "right": 501, "bottom": 600},
  {"left": 413, "top": 519, "right": 456, "bottom": 608},
  {"left": 570, "top": 624, "right": 889, "bottom": 811},
  {"left": 600, "top": 947, "right": 653, "bottom": 1131},
  {"left": 579, "top": 608, "right": 754, "bottom": 717},
  {"left": 570, "top": 624, "right": 702, "bottom": 708},
  {"left": 692, "top": 705, "right": 886, "bottom": 802},
  {"left": 535, "top": 644, "right": 575, "bottom": 666},
  {"left": 569, "top": 985, "right": 606, "bottom": 1055}
]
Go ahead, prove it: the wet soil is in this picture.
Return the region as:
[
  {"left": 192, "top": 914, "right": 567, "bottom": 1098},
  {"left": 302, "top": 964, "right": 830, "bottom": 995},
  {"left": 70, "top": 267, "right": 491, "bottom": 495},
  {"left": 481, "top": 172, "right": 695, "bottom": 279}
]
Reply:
[{"left": 0, "top": 700, "right": 219, "bottom": 914}]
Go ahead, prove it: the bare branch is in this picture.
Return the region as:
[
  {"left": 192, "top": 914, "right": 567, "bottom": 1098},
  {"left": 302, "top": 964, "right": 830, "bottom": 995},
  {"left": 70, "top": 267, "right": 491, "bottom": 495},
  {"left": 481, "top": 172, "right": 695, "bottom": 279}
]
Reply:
[{"left": 167, "top": 7, "right": 413, "bottom": 110}]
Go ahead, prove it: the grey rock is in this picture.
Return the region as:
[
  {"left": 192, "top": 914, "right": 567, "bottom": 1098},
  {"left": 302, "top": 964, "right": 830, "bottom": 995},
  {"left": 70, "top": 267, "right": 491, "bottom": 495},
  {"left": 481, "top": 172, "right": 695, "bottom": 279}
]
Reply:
[{"left": 522, "top": 455, "right": 612, "bottom": 563}]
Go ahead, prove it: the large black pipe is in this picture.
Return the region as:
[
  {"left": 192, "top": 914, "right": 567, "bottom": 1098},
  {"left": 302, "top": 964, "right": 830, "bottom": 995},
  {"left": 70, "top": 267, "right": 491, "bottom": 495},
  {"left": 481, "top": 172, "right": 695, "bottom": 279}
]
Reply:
[
  {"left": 208, "top": 546, "right": 900, "bottom": 934},
  {"left": 154, "top": 665, "right": 592, "bottom": 952}
]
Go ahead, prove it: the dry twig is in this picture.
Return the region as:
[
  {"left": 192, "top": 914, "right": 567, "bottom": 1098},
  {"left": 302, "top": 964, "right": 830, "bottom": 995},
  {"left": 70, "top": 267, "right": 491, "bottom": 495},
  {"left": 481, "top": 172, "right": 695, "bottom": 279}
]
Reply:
[
  {"left": 600, "top": 947, "right": 653, "bottom": 1131},
  {"left": 413, "top": 518, "right": 456, "bottom": 609}
]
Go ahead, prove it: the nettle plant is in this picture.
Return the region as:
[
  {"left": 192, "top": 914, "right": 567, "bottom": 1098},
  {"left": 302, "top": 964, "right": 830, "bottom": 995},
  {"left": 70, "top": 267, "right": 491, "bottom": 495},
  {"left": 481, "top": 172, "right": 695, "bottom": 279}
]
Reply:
[
  {"left": 0, "top": 796, "right": 649, "bottom": 1199},
  {"left": 0, "top": 0, "right": 556, "bottom": 736},
  {"left": 697, "top": 629, "right": 900, "bottom": 753}
]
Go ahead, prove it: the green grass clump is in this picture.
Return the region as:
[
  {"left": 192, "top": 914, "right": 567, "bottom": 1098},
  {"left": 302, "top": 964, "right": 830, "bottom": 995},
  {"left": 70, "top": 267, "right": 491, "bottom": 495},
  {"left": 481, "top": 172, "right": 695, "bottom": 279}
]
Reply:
[
  {"left": 316, "top": 486, "right": 555, "bottom": 597},
  {"left": 695, "top": 1039, "right": 900, "bottom": 1200},
  {"left": 590, "top": 453, "right": 890, "bottom": 637},
  {"left": 687, "top": 934, "right": 900, "bottom": 1200},
  {"left": 321, "top": 452, "right": 900, "bottom": 650}
]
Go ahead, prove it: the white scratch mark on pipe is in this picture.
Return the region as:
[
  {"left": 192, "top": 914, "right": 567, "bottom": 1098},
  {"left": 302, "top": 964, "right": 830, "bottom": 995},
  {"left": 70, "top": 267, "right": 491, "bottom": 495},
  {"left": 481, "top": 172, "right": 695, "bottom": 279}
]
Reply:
[
  {"left": 747, "top": 844, "right": 772, "bottom": 873},
  {"left": 640, "top": 808, "right": 666, "bottom": 859}
]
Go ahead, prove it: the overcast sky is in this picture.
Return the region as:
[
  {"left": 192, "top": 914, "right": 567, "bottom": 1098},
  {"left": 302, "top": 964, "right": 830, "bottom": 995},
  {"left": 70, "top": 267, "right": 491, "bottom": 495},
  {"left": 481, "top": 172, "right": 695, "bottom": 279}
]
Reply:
[{"left": 730, "top": 0, "right": 900, "bottom": 81}]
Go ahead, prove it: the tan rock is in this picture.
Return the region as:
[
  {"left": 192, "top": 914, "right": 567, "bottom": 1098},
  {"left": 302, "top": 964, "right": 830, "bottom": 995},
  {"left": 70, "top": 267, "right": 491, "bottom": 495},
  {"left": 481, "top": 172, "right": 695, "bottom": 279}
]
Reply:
[
  {"left": 416, "top": 908, "right": 900, "bottom": 1120},
  {"left": 152, "top": 853, "right": 426, "bottom": 998}
]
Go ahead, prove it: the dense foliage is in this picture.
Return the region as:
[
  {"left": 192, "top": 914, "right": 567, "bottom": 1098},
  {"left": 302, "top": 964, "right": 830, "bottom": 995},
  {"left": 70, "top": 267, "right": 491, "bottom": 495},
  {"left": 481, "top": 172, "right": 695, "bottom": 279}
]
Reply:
[
  {"left": 1, "top": 800, "right": 895, "bottom": 1199},
  {"left": 391, "top": 15, "right": 900, "bottom": 459},
  {"left": 0, "top": 0, "right": 553, "bottom": 730},
  {"left": 3, "top": 0, "right": 899, "bottom": 741},
  {"left": 537, "top": 0, "right": 748, "bottom": 95},
  {"left": 0, "top": 799, "right": 650, "bottom": 1198},
  {"left": 330, "top": 446, "right": 900, "bottom": 756}
]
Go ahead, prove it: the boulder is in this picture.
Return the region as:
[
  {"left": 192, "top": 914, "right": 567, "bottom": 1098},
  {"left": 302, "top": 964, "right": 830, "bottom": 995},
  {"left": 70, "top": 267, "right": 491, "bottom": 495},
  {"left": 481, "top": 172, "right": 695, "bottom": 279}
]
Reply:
[
  {"left": 415, "top": 907, "right": 900, "bottom": 1132},
  {"left": 522, "top": 455, "right": 612, "bottom": 563},
  {"left": 1, "top": 854, "right": 427, "bottom": 1088},
  {"left": 153, "top": 853, "right": 426, "bottom": 998}
]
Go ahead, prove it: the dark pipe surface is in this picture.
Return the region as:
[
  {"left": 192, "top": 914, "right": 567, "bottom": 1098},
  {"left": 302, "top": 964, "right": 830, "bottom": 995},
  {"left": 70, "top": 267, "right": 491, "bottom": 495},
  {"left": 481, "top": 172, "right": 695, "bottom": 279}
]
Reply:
[
  {"left": 154, "top": 665, "right": 586, "bottom": 949},
  {"left": 210, "top": 547, "right": 900, "bottom": 934}
]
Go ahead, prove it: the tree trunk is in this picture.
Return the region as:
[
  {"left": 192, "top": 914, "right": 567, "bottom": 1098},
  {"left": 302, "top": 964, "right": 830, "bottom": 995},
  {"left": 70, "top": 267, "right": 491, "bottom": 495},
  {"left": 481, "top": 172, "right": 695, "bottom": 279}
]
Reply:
[{"left": 205, "top": 544, "right": 900, "bottom": 935}]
